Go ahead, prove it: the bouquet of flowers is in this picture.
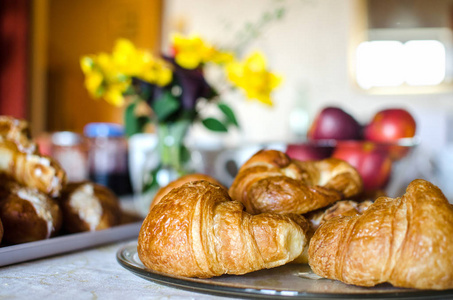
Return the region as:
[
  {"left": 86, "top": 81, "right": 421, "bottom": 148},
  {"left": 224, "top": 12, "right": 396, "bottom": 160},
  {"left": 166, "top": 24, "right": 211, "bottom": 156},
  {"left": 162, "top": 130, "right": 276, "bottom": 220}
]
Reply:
[
  {"left": 80, "top": 34, "right": 281, "bottom": 136},
  {"left": 80, "top": 34, "right": 281, "bottom": 195}
]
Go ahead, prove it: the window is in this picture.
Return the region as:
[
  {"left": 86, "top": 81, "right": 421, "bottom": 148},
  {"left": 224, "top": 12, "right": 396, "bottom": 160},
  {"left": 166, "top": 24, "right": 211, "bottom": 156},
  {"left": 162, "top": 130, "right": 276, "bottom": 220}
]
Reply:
[{"left": 356, "top": 40, "right": 446, "bottom": 89}]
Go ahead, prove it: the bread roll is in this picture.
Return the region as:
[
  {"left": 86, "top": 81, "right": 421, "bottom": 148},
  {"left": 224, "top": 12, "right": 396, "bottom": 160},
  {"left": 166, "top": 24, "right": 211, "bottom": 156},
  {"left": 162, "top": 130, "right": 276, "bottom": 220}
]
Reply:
[
  {"left": 0, "top": 185, "right": 62, "bottom": 244},
  {"left": 59, "top": 182, "right": 121, "bottom": 233}
]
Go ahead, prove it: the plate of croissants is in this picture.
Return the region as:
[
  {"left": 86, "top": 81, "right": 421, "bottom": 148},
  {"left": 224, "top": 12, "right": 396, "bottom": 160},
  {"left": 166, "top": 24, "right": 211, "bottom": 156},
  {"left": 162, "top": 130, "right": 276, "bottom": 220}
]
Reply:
[
  {"left": 0, "top": 116, "right": 142, "bottom": 267},
  {"left": 118, "top": 149, "right": 453, "bottom": 299}
]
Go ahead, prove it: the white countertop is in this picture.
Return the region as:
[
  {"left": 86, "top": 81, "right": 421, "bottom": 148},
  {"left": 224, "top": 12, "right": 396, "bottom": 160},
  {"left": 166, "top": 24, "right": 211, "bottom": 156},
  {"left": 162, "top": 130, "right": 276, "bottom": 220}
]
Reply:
[{"left": 0, "top": 239, "right": 231, "bottom": 299}]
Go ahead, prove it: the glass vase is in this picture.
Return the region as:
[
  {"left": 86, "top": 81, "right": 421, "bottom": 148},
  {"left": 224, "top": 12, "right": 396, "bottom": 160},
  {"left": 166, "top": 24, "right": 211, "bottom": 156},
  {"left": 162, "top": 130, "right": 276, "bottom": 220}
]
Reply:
[{"left": 135, "top": 120, "right": 193, "bottom": 216}]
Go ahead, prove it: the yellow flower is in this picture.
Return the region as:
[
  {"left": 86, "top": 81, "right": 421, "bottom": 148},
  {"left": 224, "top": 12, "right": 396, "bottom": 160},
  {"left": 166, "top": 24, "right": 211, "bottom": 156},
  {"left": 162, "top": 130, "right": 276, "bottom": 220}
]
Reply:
[
  {"left": 80, "top": 56, "right": 95, "bottom": 74},
  {"left": 84, "top": 70, "right": 104, "bottom": 98},
  {"left": 226, "top": 52, "right": 282, "bottom": 106},
  {"left": 171, "top": 33, "right": 216, "bottom": 69},
  {"left": 209, "top": 49, "right": 235, "bottom": 65},
  {"left": 103, "top": 81, "right": 130, "bottom": 107}
]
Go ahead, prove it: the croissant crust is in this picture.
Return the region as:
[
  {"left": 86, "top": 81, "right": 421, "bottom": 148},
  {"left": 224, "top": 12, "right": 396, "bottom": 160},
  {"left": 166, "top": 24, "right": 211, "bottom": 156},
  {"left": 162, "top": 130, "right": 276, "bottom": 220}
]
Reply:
[
  {"left": 308, "top": 179, "right": 453, "bottom": 290},
  {"left": 229, "top": 150, "right": 363, "bottom": 214},
  {"left": 138, "top": 180, "right": 309, "bottom": 278}
]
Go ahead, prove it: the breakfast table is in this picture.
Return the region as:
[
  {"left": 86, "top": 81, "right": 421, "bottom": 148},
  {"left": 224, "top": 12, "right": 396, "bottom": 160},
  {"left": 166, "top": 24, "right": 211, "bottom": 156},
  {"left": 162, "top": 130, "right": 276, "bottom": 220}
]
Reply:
[
  {"left": 0, "top": 195, "right": 231, "bottom": 300},
  {"left": 0, "top": 239, "right": 231, "bottom": 300}
]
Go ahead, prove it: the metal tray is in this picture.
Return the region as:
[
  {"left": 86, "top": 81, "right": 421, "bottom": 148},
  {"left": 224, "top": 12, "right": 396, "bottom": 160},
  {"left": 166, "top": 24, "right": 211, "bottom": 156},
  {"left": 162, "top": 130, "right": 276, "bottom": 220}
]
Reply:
[
  {"left": 117, "top": 243, "right": 453, "bottom": 300},
  {"left": 0, "top": 221, "right": 142, "bottom": 267}
]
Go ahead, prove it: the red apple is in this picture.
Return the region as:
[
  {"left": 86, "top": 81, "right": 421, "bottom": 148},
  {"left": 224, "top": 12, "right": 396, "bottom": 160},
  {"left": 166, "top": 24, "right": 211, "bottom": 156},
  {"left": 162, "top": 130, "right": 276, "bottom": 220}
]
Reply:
[
  {"left": 364, "top": 108, "right": 416, "bottom": 142},
  {"left": 286, "top": 143, "right": 333, "bottom": 161},
  {"left": 308, "top": 107, "right": 362, "bottom": 141},
  {"left": 332, "top": 141, "right": 392, "bottom": 191}
]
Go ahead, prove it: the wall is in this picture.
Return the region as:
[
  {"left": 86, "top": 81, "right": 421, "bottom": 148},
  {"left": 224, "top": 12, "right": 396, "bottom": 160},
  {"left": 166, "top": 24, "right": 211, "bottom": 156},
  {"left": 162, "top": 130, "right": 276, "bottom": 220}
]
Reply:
[
  {"left": 161, "top": 0, "right": 453, "bottom": 150},
  {"left": 45, "top": 0, "right": 163, "bottom": 133}
]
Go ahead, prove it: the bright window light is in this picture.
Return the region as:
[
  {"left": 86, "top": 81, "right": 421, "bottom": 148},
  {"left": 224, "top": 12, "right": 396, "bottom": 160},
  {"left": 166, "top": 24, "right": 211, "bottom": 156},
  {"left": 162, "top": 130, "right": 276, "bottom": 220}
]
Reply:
[
  {"left": 404, "top": 40, "right": 445, "bottom": 86},
  {"left": 356, "top": 41, "right": 405, "bottom": 89},
  {"left": 356, "top": 40, "right": 446, "bottom": 89}
]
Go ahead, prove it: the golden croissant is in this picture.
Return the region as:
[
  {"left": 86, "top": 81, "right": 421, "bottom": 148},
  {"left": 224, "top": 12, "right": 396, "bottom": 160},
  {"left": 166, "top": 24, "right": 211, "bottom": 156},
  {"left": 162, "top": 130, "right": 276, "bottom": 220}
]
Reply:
[
  {"left": 309, "top": 179, "right": 453, "bottom": 290},
  {"left": 150, "top": 173, "right": 224, "bottom": 210},
  {"left": 138, "top": 180, "right": 309, "bottom": 278},
  {"left": 229, "top": 149, "right": 363, "bottom": 215}
]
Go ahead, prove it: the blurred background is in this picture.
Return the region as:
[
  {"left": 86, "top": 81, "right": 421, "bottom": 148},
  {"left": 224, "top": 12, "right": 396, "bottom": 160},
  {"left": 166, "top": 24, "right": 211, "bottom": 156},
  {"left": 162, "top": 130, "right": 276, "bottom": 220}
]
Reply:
[{"left": 1, "top": 0, "right": 453, "bottom": 200}]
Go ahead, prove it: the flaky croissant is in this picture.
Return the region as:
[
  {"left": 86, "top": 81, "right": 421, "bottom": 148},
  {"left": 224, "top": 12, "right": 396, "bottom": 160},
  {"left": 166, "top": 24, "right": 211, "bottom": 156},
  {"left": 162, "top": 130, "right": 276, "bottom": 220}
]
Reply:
[
  {"left": 229, "top": 150, "right": 363, "bottom": 215},
  {"left": 150, "top": 173, "right": 224, "bottom": 210},
  {"left": 138, "top": 180, "right": 309, "bottom": 278},
  {"left": 309, "top": 179, "right": 453, "bottom": 290}
]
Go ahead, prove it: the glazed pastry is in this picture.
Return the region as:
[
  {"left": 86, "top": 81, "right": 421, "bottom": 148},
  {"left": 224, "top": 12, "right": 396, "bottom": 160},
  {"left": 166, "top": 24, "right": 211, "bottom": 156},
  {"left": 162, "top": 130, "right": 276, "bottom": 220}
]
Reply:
[
  {"left": 0, "top": 116, "right": 37, "bottom": 154},
  {"left": 0, "top": 139, "right": 66, "bottom": 197},
  {"left": 229, "top": 150, "right": 363, "bottom": 215},
  {"left": 0, "top": 184, "right": 62, "bottom": 244},
  {"left": 138, "top": 180, "right": 309, "bottom": 278},
  {"left": 150, "top": 173, "right": 224, "bottom": 210},
  {"left": 309, "top": 179, "right": 453, "bottom": 290},
  {"left": 59, "top": 182, "right": 121, "bottom": 233}
]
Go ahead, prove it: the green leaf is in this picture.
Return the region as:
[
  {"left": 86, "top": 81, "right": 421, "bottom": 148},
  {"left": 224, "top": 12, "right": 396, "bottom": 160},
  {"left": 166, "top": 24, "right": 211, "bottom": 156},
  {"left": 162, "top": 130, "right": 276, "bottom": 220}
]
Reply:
[
  {"left": 202, "top": 118, "right": 228, "bottom": 132},
  {"left": 124, "top": 102, "right": 150, "bottom": 137},
  {"left": 275, "top": 7, "right": 285, "bottom": 19},
  {"left": 218, "top": 103, "right": 239, "bottom": 127},
  {"left": 152, "top": 91, "right": 180, "bottom": 121},
  {"left": 142, "top": 164, "right": 161, "bottom": 193}
]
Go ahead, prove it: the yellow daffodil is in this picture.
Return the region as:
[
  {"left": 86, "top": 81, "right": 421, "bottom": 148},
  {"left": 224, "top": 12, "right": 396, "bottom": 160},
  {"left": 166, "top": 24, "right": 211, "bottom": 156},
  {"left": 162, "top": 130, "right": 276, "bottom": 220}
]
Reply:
[
  {"left": 226, "top": 51, "right": 282, "bottom": 106},
  {"left": 83, "top": 70, "right": 104, "bottom": 98},
  {"left": 171, "top": 33, "right": 216, "bottom": 69},
  {"left": 104, "top": 87, "right": 125, "bottom": 107},
  {"left": 209, "top": 49, "right": 235, "bottom": 65},
  {"left": 80, "top": 56, "right": 95, "bottom": 74},
  {"left": 80, "top": 39, "right": 173, "bottom": 107}
]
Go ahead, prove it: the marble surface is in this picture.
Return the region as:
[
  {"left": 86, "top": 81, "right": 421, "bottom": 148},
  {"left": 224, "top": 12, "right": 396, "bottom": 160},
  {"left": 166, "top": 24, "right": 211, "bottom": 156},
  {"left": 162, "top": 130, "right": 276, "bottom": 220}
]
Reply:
[{"left": 0, "top": 239, "right": 230, "bottom": 300}]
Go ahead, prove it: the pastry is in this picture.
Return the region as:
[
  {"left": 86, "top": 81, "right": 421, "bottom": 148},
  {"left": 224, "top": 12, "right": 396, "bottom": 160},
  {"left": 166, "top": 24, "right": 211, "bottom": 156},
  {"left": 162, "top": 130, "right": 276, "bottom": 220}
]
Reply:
[
  {"left": 308, "top": 179, "right": 453, "bottom": 290},
  {"left": 306, "top": 199, "right": 373, "bottom": 231},
  {"left": 0, "top": 183, "right": 62, "bottom": 244},
  {"left": 0, "top": 116, "right": 66, "bottom": 197},
  {"left": 138, "top": 180, "right": 309, "bottom": 278},
  {"left": 150, "top": 173, "right": 224, "bottom": 209},
  {"left": 0, "top": 116, "right": 37, "bottom": 154},
  {"left": 0, "top": 138, "right": 66, "bottom": 197},
  {"left": 292, "top": 199, "right": 373, "bottom": 264},
  {"left": 59, "top": 182, "right": 121, "bottom": 233},
  {"left": 229, "top": 149, "right": 363, "bottom": 214}
]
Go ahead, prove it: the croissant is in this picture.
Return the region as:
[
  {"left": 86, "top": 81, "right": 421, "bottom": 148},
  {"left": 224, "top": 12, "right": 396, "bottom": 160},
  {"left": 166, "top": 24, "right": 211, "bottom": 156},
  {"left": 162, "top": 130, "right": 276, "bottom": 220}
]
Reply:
[
  {"left": 306, "top": 199, "right": 373, "bottom": 231},
  {"left": 150, "top": 173, "right": 224, "bottom": 210},
  {"left": 138, "top": 180, "right": 309, "bottom": 278},
  {"left": 308, "top": 179, "right": 453, "bottom": 290},
  {"left": 229, "top": 150, "right": 363, "bottom": 215},
  {"left": 293, "top": 200, "right": 373, "bottom": 264}
]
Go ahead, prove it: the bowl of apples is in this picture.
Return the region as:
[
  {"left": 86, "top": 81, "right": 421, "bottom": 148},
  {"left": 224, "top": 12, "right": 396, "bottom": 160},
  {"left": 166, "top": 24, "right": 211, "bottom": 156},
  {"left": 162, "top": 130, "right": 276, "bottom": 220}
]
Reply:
[{"left": 286, "top": 107, "right": 419, "bottom": 195}]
